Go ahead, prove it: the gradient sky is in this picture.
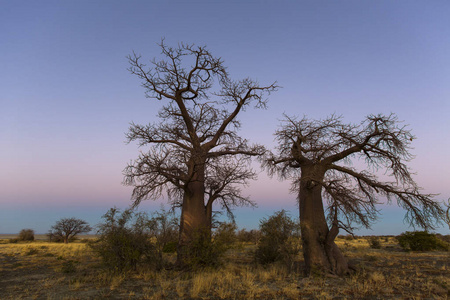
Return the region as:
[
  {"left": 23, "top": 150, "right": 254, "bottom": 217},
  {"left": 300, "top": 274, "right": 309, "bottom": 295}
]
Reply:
[{"left": 1, "top": 1, "right": 449, "bottom": 235}]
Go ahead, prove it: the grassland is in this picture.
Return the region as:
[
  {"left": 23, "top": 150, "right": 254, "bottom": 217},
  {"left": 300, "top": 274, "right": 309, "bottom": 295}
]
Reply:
[{"left": 0, "top": 236, "right": 448, "bottom": 299}]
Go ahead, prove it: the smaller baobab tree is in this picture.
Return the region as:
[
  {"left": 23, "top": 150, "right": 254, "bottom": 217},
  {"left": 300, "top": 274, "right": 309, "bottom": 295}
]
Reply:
[{"left": 265, "top": 113, "right": 446, "bottom": 276}]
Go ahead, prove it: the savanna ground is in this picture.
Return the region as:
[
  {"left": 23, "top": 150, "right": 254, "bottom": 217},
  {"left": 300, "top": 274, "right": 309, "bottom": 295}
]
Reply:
[{"left": 0, "top": 234, "right": 448, "bottom": 299}]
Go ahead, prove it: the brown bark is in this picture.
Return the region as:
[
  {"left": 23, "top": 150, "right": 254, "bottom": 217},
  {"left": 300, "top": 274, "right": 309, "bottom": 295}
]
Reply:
[
  {"left": 299, "top": 167, "right": 349, "bottom": 276},
  {"left": 176, "top": 160, "right": 209, "bottom": 266}
]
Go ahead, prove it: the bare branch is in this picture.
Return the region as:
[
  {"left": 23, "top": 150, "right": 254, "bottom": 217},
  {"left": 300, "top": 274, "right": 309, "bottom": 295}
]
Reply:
[{"left": 267, "top": 113, "right": 445, "bottom": 233}]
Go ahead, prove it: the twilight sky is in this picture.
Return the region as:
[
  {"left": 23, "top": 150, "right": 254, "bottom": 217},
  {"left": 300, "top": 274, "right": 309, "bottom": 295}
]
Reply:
[{"left": 1, "top": 1, "right": 449, "bottom": 235}]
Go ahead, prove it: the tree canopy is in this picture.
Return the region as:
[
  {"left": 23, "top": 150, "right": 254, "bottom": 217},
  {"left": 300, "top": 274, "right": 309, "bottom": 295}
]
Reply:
[
  {"left": 265, "top": 113, "right": 446, "bottom": 275},
  {"left": 124, "top": 40, "right": 277, "bottom": 265}
]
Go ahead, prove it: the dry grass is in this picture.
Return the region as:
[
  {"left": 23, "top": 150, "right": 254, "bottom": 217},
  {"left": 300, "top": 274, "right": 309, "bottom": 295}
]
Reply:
[{"left": 0, "top": 236, "right": 448, "bottom": 299}]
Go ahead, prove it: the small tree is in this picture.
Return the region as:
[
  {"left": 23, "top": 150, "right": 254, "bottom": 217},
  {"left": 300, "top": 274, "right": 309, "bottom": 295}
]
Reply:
[
  {"left": 49, "top": 217, "right": 92, "bottom": 243},
  {"left": 265, "top": 114, "right": 446, "bottom": 276},
  {"left": 18, "top": 229, "right": 35, "bottom": 241}
]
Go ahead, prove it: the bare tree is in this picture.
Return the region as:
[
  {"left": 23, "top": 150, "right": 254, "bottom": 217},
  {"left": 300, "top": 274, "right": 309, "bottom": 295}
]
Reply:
[
  {"left": 49, "top": 217, "right": 92, "bottom": 244},
  {"left": 124, "top": 40, "right": 277, "bottom": 265},
  {"left": 265, "top": 113, "right": 445, "bottom": 276},
  {"left": 204, "top": 155, "right": 257, "bottom": 226}
]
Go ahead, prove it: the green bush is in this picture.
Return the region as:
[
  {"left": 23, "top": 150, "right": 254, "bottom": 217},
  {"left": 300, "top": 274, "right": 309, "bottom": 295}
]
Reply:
[
  {"left": 90, "top": 207, "right": 179, "bottom": 272},
  {"left": 397, "top": 231, "right": 449, "bottom": 251},
  {"left": 9, "top": 238, "right": 19, "bottom": 243},
  {"left": 89, "top": 208, "right": 158, "bottom": 272},
  {"left": 255, "top": 210, "right": 301, "bottom": 267},
  {"left": 18, "top": 229, "right": 35, "bottom": 241}
]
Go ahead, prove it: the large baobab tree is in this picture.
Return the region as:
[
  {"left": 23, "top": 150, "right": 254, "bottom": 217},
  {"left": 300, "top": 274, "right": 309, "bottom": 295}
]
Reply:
[
  {"left": 124, "top": 41, "right": 277, "bottom": 265},
  {"left": 265, "top": 113, "right": 445, "bottom": 276}
]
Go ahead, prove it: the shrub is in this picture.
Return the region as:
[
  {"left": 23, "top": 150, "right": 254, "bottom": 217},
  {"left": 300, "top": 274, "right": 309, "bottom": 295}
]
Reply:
[
  {"left": 214, "top": 222, "right": 237, "bottom": 249},
  {"left": 436, "top": 234, "right": 450, "bottom": 244},
  {"left": 89, "top": 208, "right": 158, "bottom": 272},
  {"left": 397, "top": 231, "right": 449, "bottom": 251},
  {"left": 183, "top": 222, "right": 237, "bottom": 269},
  {"left": 368, "top": 237, "right": 382, "bottom": 249},
  {"left": 344, "top": 235, "right": 354, "bottom": 241},
  {"left": 90, "top": 207, "right": 179, "bottom": 272},
  {"left": 9, "top": 238, "right": 19, "bottom": 243},
  {"left": 18, "top": 229, "right": 34, "bottom": 241},
  {"left": 255, "top": 210, "right": 301, "bottom": 267},
  {"left": 146, "top": 208, "right": 179, "bottom": 257}
]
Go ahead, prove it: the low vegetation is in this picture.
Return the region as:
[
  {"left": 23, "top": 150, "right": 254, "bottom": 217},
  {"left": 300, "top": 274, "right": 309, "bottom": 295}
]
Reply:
[
  {"left": 397, "top": 231, "right": 450, "bottom": 252},
  {"left": 1, "top": 228, "right": 448, "bottom": 299},
  {"left": 18, "top": 229, "right": 35, "bottom": 241},
  {"left": 255, "top": 210, "right": 300, "bottom": 268}
]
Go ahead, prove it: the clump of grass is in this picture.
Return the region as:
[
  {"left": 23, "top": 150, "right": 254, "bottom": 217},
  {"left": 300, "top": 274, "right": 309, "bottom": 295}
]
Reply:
[
  {"left": 23, "top": 247, "right": 38, "bottom": 256},
  {"left": 60, "top": 260, "right": 77, "bottom": 273}
]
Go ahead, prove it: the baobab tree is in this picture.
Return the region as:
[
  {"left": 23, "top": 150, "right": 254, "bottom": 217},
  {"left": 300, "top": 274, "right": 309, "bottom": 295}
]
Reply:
[
  {"left": 265, "top": 113, "right": 445, "bottom": 276},
  {"left": 124, "top": 41, "right": 277, "bottom": 265}
]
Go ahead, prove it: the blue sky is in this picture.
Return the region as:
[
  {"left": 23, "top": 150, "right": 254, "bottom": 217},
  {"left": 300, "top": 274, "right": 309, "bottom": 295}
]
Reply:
[{"left": 1, "top": 1, "right": 449, "bottom": 235}]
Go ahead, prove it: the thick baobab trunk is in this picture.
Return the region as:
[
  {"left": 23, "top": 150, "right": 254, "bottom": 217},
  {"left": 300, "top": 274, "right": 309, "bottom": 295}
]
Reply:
[
  {"left": 177, "top": 163, "right": 210, "bottom": 266},
  {"left": 299, "top": 174, "right": 349, "bottom": 276}
]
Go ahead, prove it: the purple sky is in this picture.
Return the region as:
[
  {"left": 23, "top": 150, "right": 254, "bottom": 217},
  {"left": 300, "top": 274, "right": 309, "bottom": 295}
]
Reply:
[{"left": 1, "top": 1, "right": 449, "bottom": 235}]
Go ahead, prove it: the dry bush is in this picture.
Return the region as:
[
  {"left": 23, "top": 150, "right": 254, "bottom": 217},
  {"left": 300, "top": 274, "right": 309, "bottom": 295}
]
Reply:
[
  {"left": 89, "top": 208, "right": 158, "bottom": 272},
  {"left": 18, "top": 229, "right": 34, "bottom": 241},
  {"left": 255, "top": 210, "right": 301, "bottom": 268},
  {"left": 184, "top": 222, "right": 237, "bottom": 269},
  {"left": 368, "top": 237, "right": 382, "bottom": 249},
  {"left": 90, "top": 207, "right": 180, "bottom": 272}
]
